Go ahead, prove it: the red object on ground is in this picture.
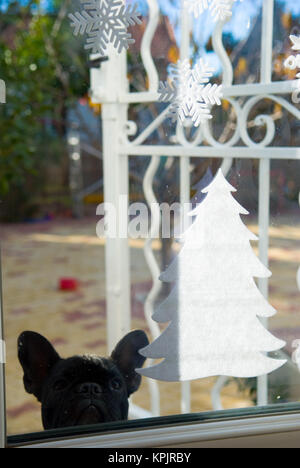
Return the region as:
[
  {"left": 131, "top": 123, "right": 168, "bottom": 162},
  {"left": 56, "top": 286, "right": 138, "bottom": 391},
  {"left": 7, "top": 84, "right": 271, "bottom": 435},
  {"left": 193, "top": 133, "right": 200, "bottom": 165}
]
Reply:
[{"left": 59, "top": 278, "right": 79, "bottom": 291}]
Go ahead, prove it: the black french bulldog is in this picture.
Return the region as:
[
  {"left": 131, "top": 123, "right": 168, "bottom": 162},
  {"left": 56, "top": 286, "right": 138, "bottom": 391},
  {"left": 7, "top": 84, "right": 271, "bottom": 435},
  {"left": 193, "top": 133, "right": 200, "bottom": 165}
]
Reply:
[{"left": 18, "top": 330, "right": 149, "bottom": 430}]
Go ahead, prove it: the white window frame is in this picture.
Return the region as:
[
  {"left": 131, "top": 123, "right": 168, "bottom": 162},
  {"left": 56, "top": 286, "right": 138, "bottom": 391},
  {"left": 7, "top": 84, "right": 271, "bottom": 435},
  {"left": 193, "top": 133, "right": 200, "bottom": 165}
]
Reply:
[
  {"left": 7, "top": 409, "right": 300, "bottom": 448},
  {"left": 0, "top": 81, "right": 6, "bottom": 450}
]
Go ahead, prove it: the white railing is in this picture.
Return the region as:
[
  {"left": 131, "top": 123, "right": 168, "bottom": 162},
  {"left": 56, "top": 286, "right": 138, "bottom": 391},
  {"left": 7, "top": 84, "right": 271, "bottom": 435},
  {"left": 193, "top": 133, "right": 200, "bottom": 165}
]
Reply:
[{"left": 91, "top": 0, "right": 300, "bottom": 417}]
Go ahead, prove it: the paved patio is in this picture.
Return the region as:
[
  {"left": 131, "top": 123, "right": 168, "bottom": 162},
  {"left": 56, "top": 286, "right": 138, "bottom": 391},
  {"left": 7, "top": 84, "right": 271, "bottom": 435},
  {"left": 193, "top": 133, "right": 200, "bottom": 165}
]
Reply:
[{"left": 1, "top": 215, "right": 299, "bottom": 435}]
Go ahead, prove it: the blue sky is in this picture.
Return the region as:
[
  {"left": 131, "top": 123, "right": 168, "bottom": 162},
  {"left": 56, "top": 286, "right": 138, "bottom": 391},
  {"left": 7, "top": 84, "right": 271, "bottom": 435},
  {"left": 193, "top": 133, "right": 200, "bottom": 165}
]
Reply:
[
  {"left": 134, "top": 0, "right": 300, "bottom": 42},
  {"left": 2, "top": 0, "right": 300, "bottom": 71},
  {"left": 2, "top": 0, "right": 300, "bottom": 40},
  {"left": 132, "top": 0, "right": 300, "bottom": 71}
]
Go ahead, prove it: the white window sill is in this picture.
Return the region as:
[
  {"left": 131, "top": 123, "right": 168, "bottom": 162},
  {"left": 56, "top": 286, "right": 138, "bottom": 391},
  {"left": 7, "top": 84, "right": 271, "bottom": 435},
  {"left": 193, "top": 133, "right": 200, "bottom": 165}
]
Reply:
[{"left": 12, "top": 410, "right": 300, "bottom": 449}]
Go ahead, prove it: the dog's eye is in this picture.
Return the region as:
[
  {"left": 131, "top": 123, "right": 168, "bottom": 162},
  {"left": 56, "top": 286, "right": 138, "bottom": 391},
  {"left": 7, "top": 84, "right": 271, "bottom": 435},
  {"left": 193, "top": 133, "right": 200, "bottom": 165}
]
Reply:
[
  {"left": 109, "top": 378, "right": 122, "bottom": 391},
  {"left": 53, "top": 379, "right": 68, "bottom": 391}
]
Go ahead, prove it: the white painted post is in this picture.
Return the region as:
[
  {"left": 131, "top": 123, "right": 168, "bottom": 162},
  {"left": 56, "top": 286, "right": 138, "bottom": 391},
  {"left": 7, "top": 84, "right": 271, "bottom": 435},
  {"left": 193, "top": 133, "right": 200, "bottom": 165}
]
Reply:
[
  {"left": 257, "top": 0, "right": 274, "bottom": 407},
  {"left": 180, "top": 0, "right": 192, "bottom": 415},
  {"left": 143, "top": 156, "right": 161, "bottom": 417},
  {"left": 95, "top": 46, "right": 131, "bottom": 354}
]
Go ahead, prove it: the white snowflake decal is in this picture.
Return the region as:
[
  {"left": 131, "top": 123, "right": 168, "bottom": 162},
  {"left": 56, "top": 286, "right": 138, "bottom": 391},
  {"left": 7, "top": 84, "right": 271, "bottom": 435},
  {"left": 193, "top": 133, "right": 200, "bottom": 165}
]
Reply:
[
  {"left": 284, "top": 35, "right": 300, "bottom": 104},
  {"left": 158, "top": 59, "right": 223, "bottom": 127},
  {"left": 184, "top": 0, "right": 241, "bottom": 22},
  {"left": 68, "top": 0, "right": 142, "bottom": 56}
]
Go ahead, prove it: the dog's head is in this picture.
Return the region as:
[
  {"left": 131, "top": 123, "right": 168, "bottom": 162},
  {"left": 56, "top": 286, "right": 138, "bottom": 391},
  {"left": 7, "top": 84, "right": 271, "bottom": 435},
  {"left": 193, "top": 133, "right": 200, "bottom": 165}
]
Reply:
[{"left": 18, "top": 330, "right": 148, "bottom": 429}]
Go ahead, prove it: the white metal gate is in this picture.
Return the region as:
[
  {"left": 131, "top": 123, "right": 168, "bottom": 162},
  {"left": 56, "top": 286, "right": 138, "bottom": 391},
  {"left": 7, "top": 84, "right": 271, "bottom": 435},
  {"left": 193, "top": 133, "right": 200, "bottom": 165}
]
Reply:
[{"left": 90, "top": 0, "right": 300, "bottom": 418}]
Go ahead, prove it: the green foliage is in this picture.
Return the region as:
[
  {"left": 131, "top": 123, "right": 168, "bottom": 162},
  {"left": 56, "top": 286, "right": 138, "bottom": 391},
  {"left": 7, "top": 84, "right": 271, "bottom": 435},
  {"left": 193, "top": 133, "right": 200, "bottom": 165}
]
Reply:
[{"left": 0, "top": 0, "right": 89, "bottom": 220}]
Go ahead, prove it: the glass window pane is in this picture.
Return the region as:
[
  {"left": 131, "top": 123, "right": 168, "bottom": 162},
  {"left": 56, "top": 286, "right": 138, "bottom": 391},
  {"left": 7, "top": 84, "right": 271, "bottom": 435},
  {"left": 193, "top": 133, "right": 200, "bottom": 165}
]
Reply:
[{"left": 0, "top": 0, "right": 299, "bottom": 442}]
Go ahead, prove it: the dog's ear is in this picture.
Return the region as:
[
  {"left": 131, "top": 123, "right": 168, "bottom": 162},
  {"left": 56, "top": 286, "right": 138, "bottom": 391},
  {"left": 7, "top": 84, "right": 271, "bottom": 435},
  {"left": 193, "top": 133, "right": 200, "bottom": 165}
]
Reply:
[
  {"left": 18, "top": 331, "right": 61, "bottom": 402},
  {"left": 111, "top": 330, "right": 149, "bottom": 397}
]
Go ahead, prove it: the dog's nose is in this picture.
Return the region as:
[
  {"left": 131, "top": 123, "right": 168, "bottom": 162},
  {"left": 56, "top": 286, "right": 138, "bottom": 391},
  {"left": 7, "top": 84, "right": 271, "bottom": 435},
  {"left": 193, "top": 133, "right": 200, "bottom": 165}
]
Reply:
[{"left": 76, "top": 382, "right": 102, "bottom": 395}]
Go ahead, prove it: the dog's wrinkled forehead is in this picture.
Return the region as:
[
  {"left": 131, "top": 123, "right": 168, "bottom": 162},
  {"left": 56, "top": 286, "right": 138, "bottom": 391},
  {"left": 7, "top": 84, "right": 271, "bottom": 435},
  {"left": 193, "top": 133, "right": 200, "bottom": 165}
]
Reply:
[{"left": 50, "top": 355, "right": 121, "bottom": 383}]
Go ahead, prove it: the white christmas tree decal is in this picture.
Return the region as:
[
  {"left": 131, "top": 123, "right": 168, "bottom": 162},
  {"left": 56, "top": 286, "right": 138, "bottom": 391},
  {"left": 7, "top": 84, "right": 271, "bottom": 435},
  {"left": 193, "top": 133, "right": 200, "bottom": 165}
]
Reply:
[
  {"left": 68, "top": 0, "right": 141, "bottom": 56},
  {"left": 284, "top": 35, "right": 300, "bottom": 104},
  {"left": 137, "top": 169, "right": 286, "bottom": 382},
  {"left": 184, "top": 0, "right": 241, "bottom": 22},
  {"left": 158, "top": 59, "right": 223, "bottom": 127}
]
